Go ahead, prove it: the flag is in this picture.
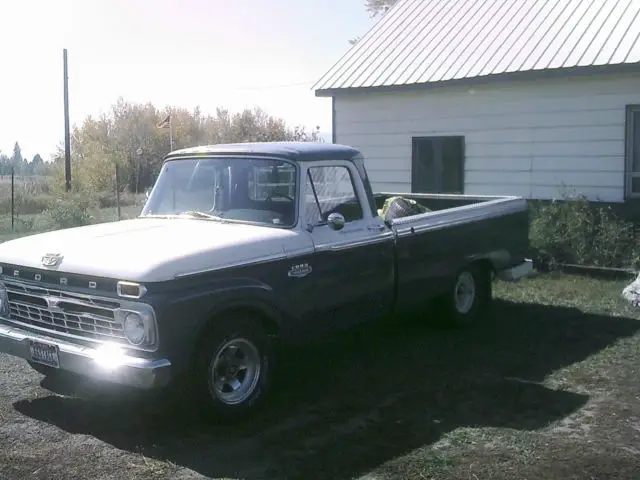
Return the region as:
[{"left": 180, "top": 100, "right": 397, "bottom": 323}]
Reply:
[{"left": 157, "top": 114, "right": 171, "bottom": 128}]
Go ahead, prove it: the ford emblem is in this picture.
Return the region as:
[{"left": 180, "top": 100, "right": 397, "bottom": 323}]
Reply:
[{"left": 41, "top": 253, "right": 63, "bottom": 268}]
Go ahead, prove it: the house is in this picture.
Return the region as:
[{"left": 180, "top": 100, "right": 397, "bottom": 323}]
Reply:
[{"left": 313, "top": 0, "right": 640, "bottom": 204}]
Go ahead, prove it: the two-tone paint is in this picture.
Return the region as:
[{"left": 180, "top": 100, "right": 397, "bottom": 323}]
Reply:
[{"left": 0, "top": 142, "right": 532, "bottom": 388}]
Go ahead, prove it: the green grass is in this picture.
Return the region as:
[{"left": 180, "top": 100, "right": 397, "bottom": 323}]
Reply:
[{"left": 3, "top": 273, "right": 639, "bottom": 479}]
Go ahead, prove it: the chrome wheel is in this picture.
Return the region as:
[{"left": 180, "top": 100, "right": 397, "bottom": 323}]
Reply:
[
  {"left": 454, "top": 271, "right": 476, "bottom": 314},
  {"left": 209, "top": 338, "right": 261, "bottom": 406}
]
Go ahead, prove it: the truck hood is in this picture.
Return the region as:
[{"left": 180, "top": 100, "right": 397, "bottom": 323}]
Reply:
[{"left": 0, "top": 218, "right": 306, "bottom": 283}]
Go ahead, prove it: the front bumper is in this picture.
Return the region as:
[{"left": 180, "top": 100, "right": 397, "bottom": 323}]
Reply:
[
  {"left": 497, "top": 259, "right": 533, "bottom": 282},
  {"left": 0, "top": 322, "right": 171, "bottom": 389}
]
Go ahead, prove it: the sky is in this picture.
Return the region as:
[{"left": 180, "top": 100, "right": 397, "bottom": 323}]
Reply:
[{"left": 1, "top": 0, "right": 376, "bottom": 161}]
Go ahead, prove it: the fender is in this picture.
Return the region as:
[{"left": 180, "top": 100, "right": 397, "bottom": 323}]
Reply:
[
  {"left": 203, "top": 289, "right": 288, "bottom": 335},
  {"left": 152, "top": 275, "right": 300, "bottom": 373}
]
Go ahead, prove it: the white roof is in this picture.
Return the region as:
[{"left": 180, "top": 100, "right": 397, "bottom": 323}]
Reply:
[{"left": 314, "top": 0, "right": 640, "bottom": 95}]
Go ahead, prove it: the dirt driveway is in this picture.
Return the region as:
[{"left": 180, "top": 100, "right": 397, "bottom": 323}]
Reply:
[{"left": 1, "top": 273, "right": 639, "bottom": 479}]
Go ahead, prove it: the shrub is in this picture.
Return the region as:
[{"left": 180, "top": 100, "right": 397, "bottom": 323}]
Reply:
[
  {"left": 44, "top": 196, "right": 94, "bottom": 229},
  {"left": 90, "top": 191, "right": 144, "bottom": 209},
  {"left": 529, "top": 193, "right": 640, "bottom": 269}
]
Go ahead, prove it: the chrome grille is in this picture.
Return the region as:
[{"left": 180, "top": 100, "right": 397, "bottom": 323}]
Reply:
[{"left": 3, "top": 280, "right": 128, "bottom": 345}]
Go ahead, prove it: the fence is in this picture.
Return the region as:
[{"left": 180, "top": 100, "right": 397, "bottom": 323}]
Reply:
[{"left": 0, "top": 169, "right": 145, "bottom": 240}]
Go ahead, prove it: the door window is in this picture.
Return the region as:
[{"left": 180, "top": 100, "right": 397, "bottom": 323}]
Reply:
[{"left": 304, "top": 165, "right": 363, "bottom": 226}]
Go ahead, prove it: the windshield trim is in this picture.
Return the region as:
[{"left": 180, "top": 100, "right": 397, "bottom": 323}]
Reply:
[{"left": 140, "top": 154, "right": 301, "bottom": 230}]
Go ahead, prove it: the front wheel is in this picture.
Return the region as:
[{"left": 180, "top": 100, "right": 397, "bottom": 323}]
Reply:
[
  {"left": 192, "top": 316, "right": 274, "bottom": 420},
  {"left": 438, "top": 264, "right": 492, "bottom": 327}
]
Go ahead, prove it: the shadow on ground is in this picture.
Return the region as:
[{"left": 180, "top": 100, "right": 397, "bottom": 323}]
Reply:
[{"left": 14, "top": 300, "right": 640, "bottom": 480}]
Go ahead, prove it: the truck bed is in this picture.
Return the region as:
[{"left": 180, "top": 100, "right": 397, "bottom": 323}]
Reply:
[
  {"left": 373, "top": 192, "right": 528, "bottom": 230},
  {"left": 371, "top": 192, "right": 530, "bottom": 312},
  {"left": 373, "top": 191, "right": 524, "bottom": 213}
]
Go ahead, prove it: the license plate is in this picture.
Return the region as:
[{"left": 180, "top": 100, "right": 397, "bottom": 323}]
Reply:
[{"left": 28, "top": 340, "right": 60, "bottom": 368}]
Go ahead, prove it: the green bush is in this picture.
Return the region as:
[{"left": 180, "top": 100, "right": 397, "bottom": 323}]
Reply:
[
  {"left": 44, "top": 196, "right": 94, "bottom": 230},
  {"left": 90, "top": 191, "right": 145, "bottom": 209},
  {"left": 7, "top": 194, "right": 57, "bottom": 216},
  {"left": 529, "top": 194, "right": 640, "bottom": 269}
]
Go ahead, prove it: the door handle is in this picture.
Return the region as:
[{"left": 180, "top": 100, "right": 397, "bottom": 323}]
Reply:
[{"left": 367, "top": 224, "right": 386, "bottom": 232}]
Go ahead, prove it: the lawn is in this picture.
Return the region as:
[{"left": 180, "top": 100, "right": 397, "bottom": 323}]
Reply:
[{"left": 0, "top": 272, "right": 639, "bottom": 479}]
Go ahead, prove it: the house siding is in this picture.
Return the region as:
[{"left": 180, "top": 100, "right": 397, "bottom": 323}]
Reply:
[{"left": 333, "top": 72, "right": 640, "bottom": 202}]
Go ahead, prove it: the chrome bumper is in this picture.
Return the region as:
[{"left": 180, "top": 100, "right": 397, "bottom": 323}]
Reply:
[
  {"left": 497, "top": 259, "right": 533, "bottom": 282},
  {"left": 0, "top": 322, "right": 171, "bottom": 389}
]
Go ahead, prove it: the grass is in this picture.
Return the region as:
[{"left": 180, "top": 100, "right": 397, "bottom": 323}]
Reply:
[{"left": 1, "top": 273, "right": 639, "bottom": 479}]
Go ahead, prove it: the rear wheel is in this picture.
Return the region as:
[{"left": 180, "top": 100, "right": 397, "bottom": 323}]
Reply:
[
  {"left": 439, "top": 263, "right": 492, "bottom": 326},
  {"left": 191, "top": 315, "right": 274, "bottom": 420}
]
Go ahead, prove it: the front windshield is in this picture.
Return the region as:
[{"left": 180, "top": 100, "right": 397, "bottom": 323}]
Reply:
[{"left": 141, "top": 157, "right": 298, "bottom": 227}]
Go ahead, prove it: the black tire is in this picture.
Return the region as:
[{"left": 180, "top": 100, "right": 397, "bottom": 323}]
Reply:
[
  {"left": 190, "top": 314, "right": 274, "bottom": 421},
  {"left": 438, "top": 263, "right": 492, "bottom": 327}
]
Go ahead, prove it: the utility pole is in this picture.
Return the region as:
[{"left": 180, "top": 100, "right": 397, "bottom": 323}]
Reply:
[{"left": 63, "top": 48, "right": 71, "bottom": 192}]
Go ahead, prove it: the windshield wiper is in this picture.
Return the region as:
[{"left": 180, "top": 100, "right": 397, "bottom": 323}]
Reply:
[{"left": 179, "top": 210, "right": 226, "bottom": 221}]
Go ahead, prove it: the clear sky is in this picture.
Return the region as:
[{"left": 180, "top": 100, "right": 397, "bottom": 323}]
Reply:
[{"left": 1, "top": 0, "right": 376, "bottom": 161}]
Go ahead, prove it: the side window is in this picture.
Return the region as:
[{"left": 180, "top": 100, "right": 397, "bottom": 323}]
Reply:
[{"left": 305, "top": 165, "right": 363, "bottom": 226}]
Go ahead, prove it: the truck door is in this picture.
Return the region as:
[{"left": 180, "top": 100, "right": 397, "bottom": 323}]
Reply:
[{"left": 301, "top": 161, "right": 395, "bottom": 333}]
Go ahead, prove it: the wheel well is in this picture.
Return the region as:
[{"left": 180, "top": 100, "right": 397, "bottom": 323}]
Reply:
[
  {"left": 188, "top": 305, "right": 280, "bottom": 370},
  {"left": 473, "top": 258, "right": 495, "bottom": 276},
  {"left": 201, "top": 305, "right": 280, "bottom": 338},
  {"left": 223, "top": 306, "right": 280, "bottom": 336}
]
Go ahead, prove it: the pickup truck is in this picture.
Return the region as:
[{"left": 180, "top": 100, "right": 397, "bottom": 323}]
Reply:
[{"left": 0, "top": 142, "right": 531, "bottom": 418}]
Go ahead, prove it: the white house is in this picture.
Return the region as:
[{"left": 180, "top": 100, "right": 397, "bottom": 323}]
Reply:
[{"left": 313, "top": 0, "right": 640, "bottom": 203}]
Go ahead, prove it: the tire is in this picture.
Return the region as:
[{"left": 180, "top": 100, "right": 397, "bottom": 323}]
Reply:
[
  {"left": 191, "top": 315, "right": 274, "bottom": 421},
  {"left": 439, "top": 263, "right": 492, "bottom": 327}
]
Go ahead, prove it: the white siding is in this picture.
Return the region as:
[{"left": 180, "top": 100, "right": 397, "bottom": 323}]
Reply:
[{"left": 334, "top": 72, "right": 640, "bottom": 202}]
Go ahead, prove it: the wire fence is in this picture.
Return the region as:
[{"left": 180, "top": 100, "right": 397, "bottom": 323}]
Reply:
[{"left": 0, "top": 168, "right": 145, "bottom": 241}]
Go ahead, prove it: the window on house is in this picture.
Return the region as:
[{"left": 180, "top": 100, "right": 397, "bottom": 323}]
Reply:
[
  {"left": 304, "top": 165, "right": 363, "bottom": 226},
  {"left": 626, "top": 106, "right": 640, "bottom": 197},
  {"left": 411, "top": 136, "right": 464, "bottom": 194}
]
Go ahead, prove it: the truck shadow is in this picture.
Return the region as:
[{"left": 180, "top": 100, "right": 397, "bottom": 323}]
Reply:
[{"left": 13, "top": 299, "right": 640, "bottom": 480}]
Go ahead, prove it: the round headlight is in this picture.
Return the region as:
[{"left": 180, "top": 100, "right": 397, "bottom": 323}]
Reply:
[{"left": 123, "top": 312, "right": 146, "bottom": 345}]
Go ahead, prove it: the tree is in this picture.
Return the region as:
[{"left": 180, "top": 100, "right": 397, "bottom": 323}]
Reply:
[
  {"left": 51, "top": 98, "right": 324, "bottom": 194},
  {"left": 11, "top": 142, "right": 23, "bottom": 173},
  {"left": 349, "top": 0, "right": 397, "bottom": 44},
  {"left": 30, "top": 154, "right": 46, "bottom": 176},
  {"left": 0, "top": 153, "right": 9, "bottom": 176},
  {"left": 292, "top": 125, "right": 325, "bottom": 142},
  {"left": 365, "top": 0, "right": 397, "bottom": 17}
]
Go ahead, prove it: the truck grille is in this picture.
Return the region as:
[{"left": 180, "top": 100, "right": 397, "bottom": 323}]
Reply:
[{"left": 3, "top": 280, "right": 128, "bottom": 345}]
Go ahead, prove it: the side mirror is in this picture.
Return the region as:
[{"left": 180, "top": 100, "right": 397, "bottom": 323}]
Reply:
[{"left": 327, "top": 212, "right": 345, "bottom": 231}]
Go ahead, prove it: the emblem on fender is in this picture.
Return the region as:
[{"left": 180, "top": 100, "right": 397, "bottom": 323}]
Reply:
[
  {"left": 288, "top": 263, "right": 312, "bottom": 278},
  {"left": 41, "top": 253, "right": 63, "bottom": 268}
]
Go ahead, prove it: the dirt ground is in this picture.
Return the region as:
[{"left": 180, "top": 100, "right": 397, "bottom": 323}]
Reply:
[{"left": 1, "top": 272, "right": 639, "bottom": 480}]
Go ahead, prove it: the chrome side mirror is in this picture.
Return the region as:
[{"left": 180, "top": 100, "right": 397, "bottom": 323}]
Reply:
[{"left": 327, "top": 212, "right": 345, "bottom": 231}]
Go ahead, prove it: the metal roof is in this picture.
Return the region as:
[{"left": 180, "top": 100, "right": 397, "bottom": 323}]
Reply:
[
  {"left": 166, "top": 142, "right": 361, "bottom": 162},
  {"left": 314, "top": 0, "right": 640, "bottom": 95}
]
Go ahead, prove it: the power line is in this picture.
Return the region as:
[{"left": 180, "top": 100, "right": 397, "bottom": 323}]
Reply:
[{"left": 227, "top": 80, "right": 314, "bottom": 91}]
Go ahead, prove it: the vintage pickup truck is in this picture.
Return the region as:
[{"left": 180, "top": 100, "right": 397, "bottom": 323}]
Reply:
[{"left": 0, "top": 142, "right": 531, "bottom": 418}]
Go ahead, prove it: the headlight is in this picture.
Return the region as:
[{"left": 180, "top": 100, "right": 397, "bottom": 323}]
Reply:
[
  {"left": 123, "top": 312, "right": 146, "bottom": 345},
  {"left": 115, "top": 305, "right": 157, "bottom": 349},
  {"left": 0, "top": 283, "right": 8, "bottom": 317}
]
